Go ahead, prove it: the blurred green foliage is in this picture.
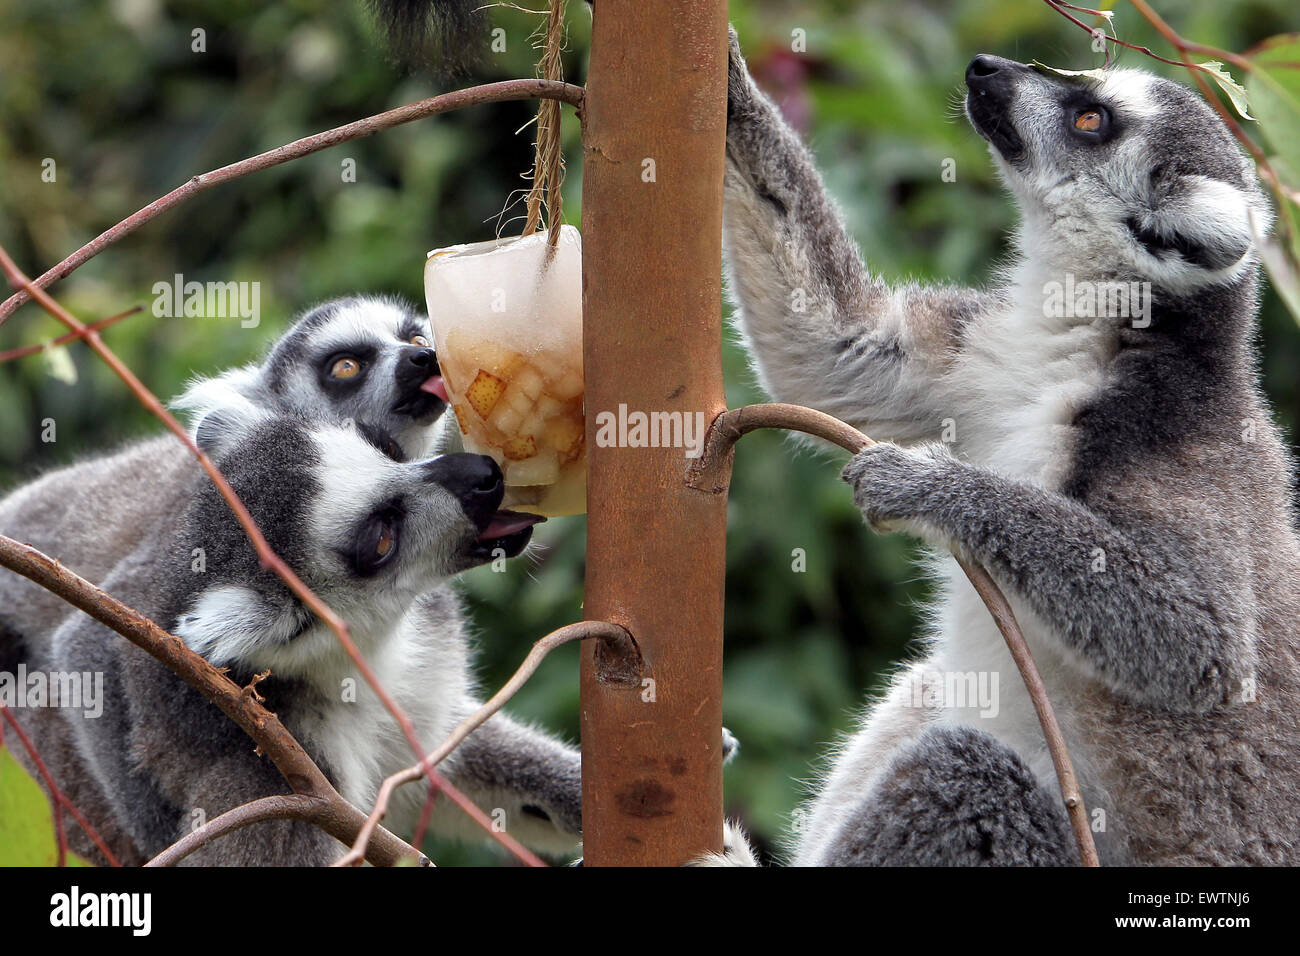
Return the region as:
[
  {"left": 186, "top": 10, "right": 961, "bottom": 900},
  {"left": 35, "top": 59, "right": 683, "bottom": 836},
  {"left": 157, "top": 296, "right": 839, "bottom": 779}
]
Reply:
[{"left": 1, "top": 0, "right": 1296, "bottom": 865}]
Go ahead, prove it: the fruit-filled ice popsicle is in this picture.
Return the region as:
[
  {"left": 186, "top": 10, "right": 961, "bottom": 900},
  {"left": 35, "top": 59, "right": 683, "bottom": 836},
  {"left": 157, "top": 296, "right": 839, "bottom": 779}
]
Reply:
[{"left": 424, "top": 226, "right": 586, "bottom": 517}]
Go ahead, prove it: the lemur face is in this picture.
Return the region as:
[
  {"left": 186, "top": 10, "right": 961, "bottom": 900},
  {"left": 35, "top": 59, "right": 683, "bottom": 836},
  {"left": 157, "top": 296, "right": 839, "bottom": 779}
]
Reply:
[
  {"left": 260, "top": 296, "right": 448, "bottom": 457},
  {"left": 964, "top": 55, "right": 1270, "bottom": 289},
  {"left": 173, "top": 412, "right": 541, "bottom": 675}
]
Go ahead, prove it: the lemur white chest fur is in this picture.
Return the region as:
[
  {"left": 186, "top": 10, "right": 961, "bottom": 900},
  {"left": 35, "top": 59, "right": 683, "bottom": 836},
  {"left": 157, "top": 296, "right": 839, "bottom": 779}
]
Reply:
[
  {"left": 949, "top": 262, "right": 1116, "bottom": 487},
  {"left": 719, "top": 30, "right": 1298, "bottom": 865},
  {"left": 933, "top": 256, "right": 1117, "bottom": 782},
  {"left": 293, "top": 609, "right": 470, "bottom": 830}
]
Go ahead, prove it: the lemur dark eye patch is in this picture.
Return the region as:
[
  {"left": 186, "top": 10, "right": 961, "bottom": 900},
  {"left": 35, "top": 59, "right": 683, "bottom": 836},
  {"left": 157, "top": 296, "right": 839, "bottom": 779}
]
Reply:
[
  {"left": 357, "top": 422, "right": 408, "bottom": 462},
  {"left": 1067, "top": 103, "right": 1112, "bottom": 140},
  {"left": 348, "top": 503, "right": 405, "bottom": 577},
  {"left": 319, "top": 344, "right": 378, "bottom": 389},
  {"left": 397, "top": 316, "right": 433, "bottom": 346}
]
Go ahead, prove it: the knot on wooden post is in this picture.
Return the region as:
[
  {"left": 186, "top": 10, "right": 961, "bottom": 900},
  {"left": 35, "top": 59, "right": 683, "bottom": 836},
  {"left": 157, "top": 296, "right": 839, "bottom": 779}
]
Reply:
[{"left": 592, "top": 626, "right": 644, "bottom": 686}]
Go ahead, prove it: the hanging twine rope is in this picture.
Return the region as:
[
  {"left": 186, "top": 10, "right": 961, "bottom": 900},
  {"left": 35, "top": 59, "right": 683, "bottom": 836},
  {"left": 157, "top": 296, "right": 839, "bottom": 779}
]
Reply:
[{"left": 522, "top": 0, "right": 567, "bottom": 247}]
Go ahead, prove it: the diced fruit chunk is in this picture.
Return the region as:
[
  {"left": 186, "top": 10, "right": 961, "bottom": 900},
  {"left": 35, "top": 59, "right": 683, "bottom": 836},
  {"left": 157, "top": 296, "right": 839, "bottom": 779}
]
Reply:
[
  {"left": 545, "top": 417, "right": 585, "bottom": 463},
  {"left": 506, "top": 450, "right": 559, "bottom": 485},
  {"left": 502, "top": 435, "right": 538, "bottom": 461},
  {"left": 514, "top": 365, "right": 545, "bottom": 400},
  {"left": 552, "top": 369, "right": 583, "bottom": 399},
  {"left": 465, "top": 369, "right": 506, "bottom": 419},
  {"left": 452, "top": 404, "right": 471, "bottom": 435},
  {"left": 488, "top": 401, "right": 523, "bottom": 437}
]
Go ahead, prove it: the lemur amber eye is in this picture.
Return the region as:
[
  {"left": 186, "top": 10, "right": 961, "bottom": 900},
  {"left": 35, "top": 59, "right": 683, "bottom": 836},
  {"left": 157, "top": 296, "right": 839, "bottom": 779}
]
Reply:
[
  {"left": 330, "top": 357, "right": 361, "bottom": 379},
  {"left": 409, "top": 334, "right": 430, "bottom": 348},
  {"left": 1075, "top": 110, "right": 1103, "bottom": 132},
  {"left": 376, "top": 524, "right": 394, "bottom": 558}
]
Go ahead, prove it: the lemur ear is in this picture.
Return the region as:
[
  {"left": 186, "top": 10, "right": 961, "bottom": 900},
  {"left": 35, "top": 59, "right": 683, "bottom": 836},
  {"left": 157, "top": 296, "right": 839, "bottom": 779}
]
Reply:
[
  {"left": 174, "top": 366, "right": 267, "bottom": 454},
  {"left": 1130, "top": 175, "right": 1260, "bottom": 275},
  {"left": 193, "top": 404, "right": 262, "bottom": 456}
]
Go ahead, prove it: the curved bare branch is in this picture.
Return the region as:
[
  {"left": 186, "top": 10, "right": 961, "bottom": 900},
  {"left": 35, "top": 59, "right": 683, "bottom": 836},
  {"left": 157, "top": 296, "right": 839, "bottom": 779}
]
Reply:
[
  {"left": 0, "top": 534, "right": 423, "bottom": 868},
  {"left": 0, "top": 79, "right": 584, "bottom": 324},
  {"left": 336, "top": 620, "right": 636, "bottom": 867},
  {"left": 687, "top": 402, "right": 1101, "bottom": 867}
]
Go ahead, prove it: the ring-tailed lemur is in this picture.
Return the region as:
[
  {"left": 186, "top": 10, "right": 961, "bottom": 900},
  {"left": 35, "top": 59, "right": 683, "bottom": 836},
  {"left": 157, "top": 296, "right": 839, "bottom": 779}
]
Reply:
[
  {"left": 25, "top": 405, "right": 581, "bottom": 865},
  {"left": 0, "top": 296, "right": 449, "bottom": 640},
  {"left": 716, "top": 32, "right": 1300, "bottom": 865},
  {"left": 0, "top": 298, "right": 588, "bottom": 862}
]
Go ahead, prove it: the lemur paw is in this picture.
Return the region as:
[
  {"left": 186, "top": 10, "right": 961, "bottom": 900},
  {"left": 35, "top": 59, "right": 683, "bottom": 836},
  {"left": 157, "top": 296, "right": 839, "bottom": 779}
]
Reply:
[
  {"left": 841, "top": 442, "right": 958, "bottom": 534},
  {"left": 686, "top": 820, "right": 760, "bottom": 867}
]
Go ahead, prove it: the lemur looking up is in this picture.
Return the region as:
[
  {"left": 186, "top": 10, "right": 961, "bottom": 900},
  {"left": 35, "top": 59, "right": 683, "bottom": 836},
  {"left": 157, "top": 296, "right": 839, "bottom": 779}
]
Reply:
[{"left": 718, "top": 31, "right": 1299, "bottom": 865}]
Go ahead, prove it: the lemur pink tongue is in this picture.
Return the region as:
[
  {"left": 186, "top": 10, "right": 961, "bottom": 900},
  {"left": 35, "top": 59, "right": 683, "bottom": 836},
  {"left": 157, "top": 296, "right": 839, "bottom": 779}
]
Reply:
[
  {"left": 477, "top": 512, "right": 545, "bottom": 541},
  {"left": 420, "top": 376, "right": 449, "bottom": 401}
]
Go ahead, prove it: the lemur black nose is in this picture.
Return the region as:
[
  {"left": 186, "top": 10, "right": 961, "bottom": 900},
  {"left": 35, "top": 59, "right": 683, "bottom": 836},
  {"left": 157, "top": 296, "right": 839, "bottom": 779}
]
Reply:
[
  {"left": 967, "top": 55, "right": 1003, "bottom": 80},
  {"left": 966, "top": 54, "right": 1027, "bottom": 87},
  {"left": 406, "top": 347, "right": 437, "bottom": 370},
  {"left": 423, "top": 454, "right": 504, "bottom": 524}
]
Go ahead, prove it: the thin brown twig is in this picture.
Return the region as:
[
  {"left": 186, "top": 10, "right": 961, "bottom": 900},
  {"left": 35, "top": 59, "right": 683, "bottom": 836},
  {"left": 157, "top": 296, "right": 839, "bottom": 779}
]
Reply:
[
  {"left": 1043, "top": 0, "right": 1185, "bottom": 67},
  {"left": 0, "top": 248, "right": 539, "bottom": 864},
  {"left": 1125, "top": 0, "right": 1254, "bottom": 73},
  {"left": 411, "top": 783, "right": 439, "bottom": 851},
  {"left": 336, "top": 620, "right": 635, "bottom": 867},
  {"left": 0, "top": 79, "right": 585, "bottom": 324},
  {"left": 0, "top": 305, "right": 142, "bottom": 363},
  {"left": 1, "top": 705, "right": 121, "bottom": 866},
  {"left": 0, "top": 534, "right": 424, "bottom": 867},
  {"left": 686, "top": 403, "right": 1101, "bottom": 867}
]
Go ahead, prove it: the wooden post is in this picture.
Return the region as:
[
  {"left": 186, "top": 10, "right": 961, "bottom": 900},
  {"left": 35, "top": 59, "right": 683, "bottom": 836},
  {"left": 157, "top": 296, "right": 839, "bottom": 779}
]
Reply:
[{"left": 579, "top": 1, "right": 730, "bottom": 865}]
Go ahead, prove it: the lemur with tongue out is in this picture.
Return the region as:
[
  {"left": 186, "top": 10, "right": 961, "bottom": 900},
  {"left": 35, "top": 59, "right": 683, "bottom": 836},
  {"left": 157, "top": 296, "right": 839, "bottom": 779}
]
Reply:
[{"left": 0, "top": 295, "right": 587, "bottom": 864}]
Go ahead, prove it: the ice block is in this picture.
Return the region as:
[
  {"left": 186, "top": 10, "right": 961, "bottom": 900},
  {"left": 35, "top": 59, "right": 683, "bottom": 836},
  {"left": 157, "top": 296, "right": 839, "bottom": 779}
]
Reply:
[{"left": 425, "top": 226, "right": 586, "bottom": 517}]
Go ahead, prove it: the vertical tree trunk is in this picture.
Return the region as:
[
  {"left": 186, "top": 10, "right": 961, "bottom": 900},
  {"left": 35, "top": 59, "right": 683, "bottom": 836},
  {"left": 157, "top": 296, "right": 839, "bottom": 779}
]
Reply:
[{"left": 579, "top": 1, "right": 730, "bottom": 865}]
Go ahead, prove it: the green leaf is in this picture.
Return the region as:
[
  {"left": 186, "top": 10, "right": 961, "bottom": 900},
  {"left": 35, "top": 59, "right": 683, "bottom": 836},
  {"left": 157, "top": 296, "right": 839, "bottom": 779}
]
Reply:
[
  {"left": 0, "top": 745, "right": 93, "bottom": 866},
  {"left": 1249, "top": 36, "right": 1300, "bottom": 184},
  {"left": 1197, "top": 61, "right": 1255, "bottom": 121}
]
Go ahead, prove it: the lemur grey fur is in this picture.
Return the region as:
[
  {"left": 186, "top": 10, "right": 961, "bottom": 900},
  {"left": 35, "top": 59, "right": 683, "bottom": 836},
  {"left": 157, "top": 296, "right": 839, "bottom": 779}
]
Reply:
[
  {"left": 0, "top": 296, "right": 446, "bottom": 640},
  {"left": 717, "top": 31, "right": 1300, "bottom": 866},
  {"left": 0, "top": 298, "right": 587, "bottom": 863},
  {"left": 26, "top": 407, "right": 579, "bottom": 865}
]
